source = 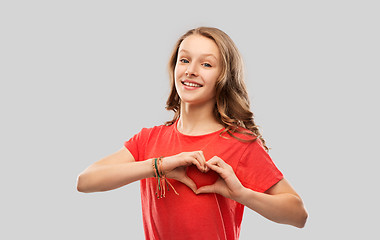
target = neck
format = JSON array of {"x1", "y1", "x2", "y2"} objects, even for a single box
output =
[{"x1": 177, "y1": 101, "x2": 224, "y2": 136}]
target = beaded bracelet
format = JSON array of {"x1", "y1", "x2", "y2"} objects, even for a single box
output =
[{"x1": 153, "y1": 157, "x2": 179, "y2": 198}]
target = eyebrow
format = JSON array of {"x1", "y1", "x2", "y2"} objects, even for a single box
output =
[{"x1": 178, "y1": 49, "x2": 217, "y2": 60}]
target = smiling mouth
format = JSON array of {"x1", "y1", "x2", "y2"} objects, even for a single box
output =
[{"x1": 181, "y1": 81, "x2": 203, "y2": 88}]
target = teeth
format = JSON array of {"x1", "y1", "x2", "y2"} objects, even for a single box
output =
[{"x1": 183, "y1": 81, "x2": 202, "y2": 87}]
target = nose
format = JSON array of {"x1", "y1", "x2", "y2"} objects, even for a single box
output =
[{"x1": 185, "y1": 63, "x2": 198, "y2": 77}]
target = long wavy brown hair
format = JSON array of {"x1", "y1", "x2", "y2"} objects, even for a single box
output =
[{"x1": 165, "y1": 27, "x2": 268, "y2": 151}]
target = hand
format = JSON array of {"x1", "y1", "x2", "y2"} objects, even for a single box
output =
[
  {"x1": 161, "y1": 151, "x2": 207, "y2": 193},
  {"x1": 196, "y1": 156, "x2": 245, "y2": 200}
]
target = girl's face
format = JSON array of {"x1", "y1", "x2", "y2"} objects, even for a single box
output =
[{"x1": 174, "y1": 34, "x2": 222, "y2": 106}]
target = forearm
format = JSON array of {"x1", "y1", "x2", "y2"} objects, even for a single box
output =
[
  {"x1": 235, "y1": 187, "x2": 308, "y2": 228},
  {"x1": 77, "y1": 159, "x2": 154, "y2": 193}
]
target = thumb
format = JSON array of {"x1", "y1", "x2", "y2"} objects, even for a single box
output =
[
  {"x1": 178, "y1": 176, "x2": 198, "y2": 194},
  {"x1": 196, "y1": 184, "x2": 216, "y2": 195}
]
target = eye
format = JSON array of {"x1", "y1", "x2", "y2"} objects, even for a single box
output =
[
  {"x1": 179, "y1": 59, "x2": 189, "y2": 63},
  {"x1": 202, "y1": 63, "x2": 212, "y2": 68}
]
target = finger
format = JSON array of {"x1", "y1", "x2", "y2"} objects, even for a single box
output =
[
  {"x1": 179, "y1": 176, "x2": 198, "y2": 194},
  {"x1": 207, "y1": 156, "x2": 227, "y2": 167},
  {"x1": 182, "y1": 154, "x2": 202, "y2": 170},
  {"x1": 205, "y1": 161, "x2": 224, "y2": 175},
  {"x1": 197, "y1": 151, "x2": 207, "y2": 171},
  {"x1": 206, "y1": 156, "x2": 232, "y2": 176},
  {"x1": 193, "y1": 151, "x2": 206, "y2": 172},
  {"x1": 187, "y1": 153, "x2": 205, "y2": 172},
  {"x1": 206, "y1": 156, "x2": 224, "y2": 169},
  {"x1": 196, "y1": 184, "x2": 216, "y2": 194},
  {"x1": 188, "y1": 158, "x2": 204, "y2": 172},
  {"x1": 206, "y1": 156, "x2": 219, "y2": 165}
]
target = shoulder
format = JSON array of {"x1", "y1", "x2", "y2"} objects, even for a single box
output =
[
  {"x1": 222, "y1": 126, "x2": 261, "y2": 143},
  {"x1": 137, "y1": 122, "x2": 173, "y2": 139},
  {"x1": 221, "y1": 127, "x2": 268, "y2": 156},
  {"x1": 217, "y1": 127, "x2": 265, "y2": 155}
]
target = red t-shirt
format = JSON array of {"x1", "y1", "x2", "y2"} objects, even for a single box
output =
[{"x1": 124, "y1": 120, "x2": 283, "y2": 240}]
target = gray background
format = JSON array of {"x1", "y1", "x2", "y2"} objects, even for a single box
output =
[{"x1": 1, "y1": 0, "x2": 379, "y2": 239}]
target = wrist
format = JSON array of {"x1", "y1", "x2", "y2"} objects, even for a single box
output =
[
  {"x1": 150, "y1": 158, "x2": 158, "y2": 178},
  {"x1": 160, "y1": 156, "x2": 172, "y2": 174},
  {"x1": 151, "y1": 156, "x2": 169, "y2": 177},
  {"x1": 151, "y1": 156, "x2": 179, "y2": 198},
  {"x1": 232, "y1": 185, "x2": 250, "y2": 203}
]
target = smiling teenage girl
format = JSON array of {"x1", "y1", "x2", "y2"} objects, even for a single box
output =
[{"x1": 77, "y1": 27, "x2": 308, "y2": 239}]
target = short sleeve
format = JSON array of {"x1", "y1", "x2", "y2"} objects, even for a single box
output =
[
  {"x1": 235, "y1": 139, "x2": 283, "y2": 193},
  {"x1": 124, "y1": 128, "x2": 149, "y2": 161}
]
